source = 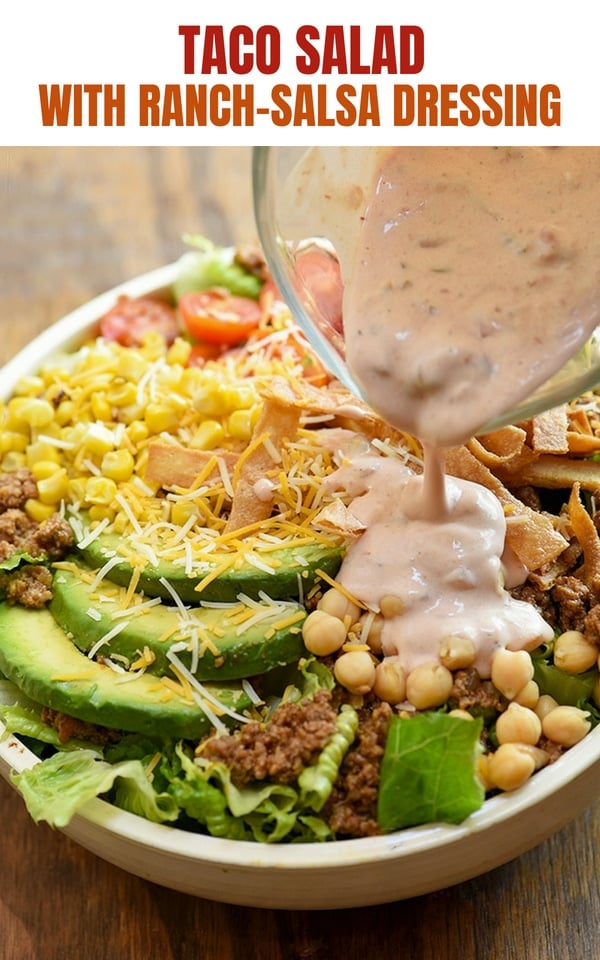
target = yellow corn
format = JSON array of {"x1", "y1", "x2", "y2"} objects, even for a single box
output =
[
  {"x1": 101, "y1": 449, "x2": 135, "y2": 482},
  {"x1": 24, "y1": 498, "x2": 57, "y2": 522},
  {"x1": 88, "y1": 505, "x2": 115, "y2": 522},
  {"x1": 144, "y1": 403, "x2": 181, "y2": 435},
  {"x1": 107, "y1": 381, "x2": 138, "y2": 407},
  {"x1": 125, "y1": 420, "x2": 149, "y2": 446},
  {"x1": 170, "y1": 500, "x2": 199, "y2": 526},
  {"x1": 0, "y1": 431, "x2": 28, "y2": 453},
  {"x1": 8, "y1": 397, "x2": 55, "y2": 428},
  {"x1": 86, "y1": 476, "x2": 118, "y2": 505},
  {"x1": 167, "y1": 338, "x2": 192, "y2": 366},
  {"x1": 54, "y1": 400, "x2": 76, "y2": 426},
  {"x1": 26, "y1": 441, "x2": 61, "y2": 467},
  {"x1": 91, "y1": 392, "x2": 113, "y2": 421},
  {"x1": 67, "y1": 478, "x2": 88, "y2": 503},
  {"x1": 13, "y1": 376, "x2": 45, "y2": 397},
  {"x1": 189, "y1": 419, "x2": 225, "y2": 450},
  {"x1": 227, "y1": 409, "x2": 254, "y2": 440},
  {"x1": 1, "y1": 452, "x2": 27, "y2": 471},
  {"x1": 82, "y1": 422, "x2": 116, "y2": 456},
  {"x1": 37, "y1": 468, "x2": 69, "y2": 504},
  {"x1": 31, "y1": 459, "x2": 62, "y2": 481}
]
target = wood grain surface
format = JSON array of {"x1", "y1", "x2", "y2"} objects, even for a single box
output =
[{"x1": 1, "y1": 146, "x2": 600, "y2": 960}]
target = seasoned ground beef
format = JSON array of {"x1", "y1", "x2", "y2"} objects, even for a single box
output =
[
  {"x1": 41, "y1": 707, "x2": 121, "y2": 746},
  {"x1": 551, "y1": 575, "x2": 591, "y2": 634},
  {"x1": 511, "y1": 580, "x2": 558, "y2": 631},
  {"x1": 583, "y1": 604, "x2": 600, "y2": 646},
  {"x1": 27, "y1": 513, "x2": 74, "y2": 557},
  {"x1": 0, "y1": 468, "x2": 38, "y2": 511},
  {"x1": 199, "y1": 688, "x2": 338, "y2": 786},
  {"x1": 449, "y1": 668, "x2": 506, "y2": 714},
  {"x1": 0, "y1": 564, "x2": 53, "y2": 607},
  {"x1": 322, "y1": 699, "x2": 392, "y2": 838}
]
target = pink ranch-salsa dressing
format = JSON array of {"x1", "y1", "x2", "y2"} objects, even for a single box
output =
[{"x1": 306, "y1": 148, "x2": 600, "y2": 676}]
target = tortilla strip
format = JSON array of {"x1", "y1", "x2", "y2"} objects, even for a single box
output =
[
  {"x1": 468, "y1": 428, "x2": 531, "y2": 469},
  {"x1": 530, "y1": 405, "x2": 570, "y2": 454},
  {"x1": 444, "y1": 446, "x2": 568, "y2": 570},
  {"x1": 145, "y1": 441, "x2": 237, "y2": 488},
  {"x1": 493, "y1": 454, "x2": 600, "y2": 492},
  {"x1": 224, "y1": 394, "x2": 301, "y2": 532},
  {"x1": 568, "y1": 482, "x2": 600, "y2": 595}
]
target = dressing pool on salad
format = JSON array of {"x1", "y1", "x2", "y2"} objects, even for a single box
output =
[{"x1": 293, "y1": 147, "x2": 600, "y2": 678}]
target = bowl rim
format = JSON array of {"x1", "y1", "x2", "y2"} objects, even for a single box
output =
[{"x1": 1, "y1": 259, "x2": 599, "y2": 872}]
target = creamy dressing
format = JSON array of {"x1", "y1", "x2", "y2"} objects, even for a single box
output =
[{"x1": 292, "y1": 147, "x2": 600, "y2": 679}]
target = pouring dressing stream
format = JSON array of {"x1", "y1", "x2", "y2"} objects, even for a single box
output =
[{"x1": 282, "y1": 147, "x2": 600, "y2": 681}]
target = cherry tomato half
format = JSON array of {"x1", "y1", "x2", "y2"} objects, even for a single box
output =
[
  {"x1": 294, "y1": 248, "x2": 344, "y2": 335},
  {"x1": 99, "y1": 296, "x2": 180, "y2": 347},
  {"x1": 178, "y1": 288, "x2": 262, "y2": 346}
]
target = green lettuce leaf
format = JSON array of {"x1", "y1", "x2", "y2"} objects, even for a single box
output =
[
  {"x1": 377, "y1": 712, "x2": 484, "y2": 831},
  {"x1": 173, "y1": 235, "x2": 263, "y2": 301},
  {"x1": 11, "y1": 749, "x2": 179, "y2": 828}
]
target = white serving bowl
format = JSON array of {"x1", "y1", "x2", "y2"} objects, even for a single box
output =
[{"x1": 1, "y1": 265, "x2": 599, "y2": 910}]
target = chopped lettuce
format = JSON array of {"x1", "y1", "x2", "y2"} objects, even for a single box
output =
[
  {"x1": 377, "y1": 712, "x2": 485, "y2": 831},
  {"x1": 173, "y1": 235, "x2": 263, "y2": 302}
]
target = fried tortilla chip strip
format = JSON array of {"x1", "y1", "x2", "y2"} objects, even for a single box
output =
[
  {"x1": 445, "y1": 446, "x2": 568, "y2": 570},
  {"x1": 145, "y1": 441, "x2": 237, "y2": 489},
  {"x1": 224, "y1": 392, "x2": 301, "y2": 532},
  {"x1": 492, "y1": 454, "x2": 600, "y2": 492},
  {"x1": 568, "y1": 482, "x2": 600, "y2": 595},
  {"x1": 530, "y1": 405, "x2": 570, "y2": 454}
]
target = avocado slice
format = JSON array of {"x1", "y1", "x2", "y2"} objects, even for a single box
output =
[
  {"x1": 49, "y1": 563, "x2": 307, "y2": 681},
  {"x1": 0, "y1": 603, "x2": 252, "y2": 739},
  {"x1": 78, "y1": 525, "x2": 343, "y2": 603}
]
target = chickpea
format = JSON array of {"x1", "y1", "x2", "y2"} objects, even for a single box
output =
[
  {"x1": 448, "y1": 709, "x2": 474, "y2": 721},
  {"x1": 379, "y1": 594, "x2": 405, "y2": 619},
  {"x1": 541, "y1": 705, "x2": 591, "y2": 747},
  {"x1": 317, "y1": 588, "x2": 360, "y2": 626},
  {"x1": 334, "y1": 650, "x2": 376, "y2": 695},
  {"x1": 439, "y1": 634, "x2": 476, "y2": 671},
  {"x1": 487, "y1": 743, "x2": 536, "y2": 792},
  {"x1": 495, "y1": 702, "x2": 542, "y2": 746},
  {"x1": 302, "y1": 609, "x2": 347, "y2": 657},
  {"x1": 405, "y1": 662, "x2": 453, "y2": 710},
  {"x1": 535, "y1": 694, "x2": 559, "y2": 722},
  {"x1": 491, "y1": 648, "x2": 534, "y2": 700},
  {"x1": 513, "y1": 680, "x2": 540, "y2": 710},
  {"x1": 373, "y1": 660, "x2": 406, "y2": 704},
  {"x1": 553, "y1": 630, "x2": 598, "y2": 674}
]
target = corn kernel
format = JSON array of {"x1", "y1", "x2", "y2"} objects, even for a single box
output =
[
  {"x1": 1, "y1": 452, "x2": 27, "y2": 471},
  {"x1": 125, "y1": 420, "x2": 149, "y2": 446},
  {"x1": 86, "y1": 477, "x2": 118, "y2": 505},
  {"x1": 82, "y1": 422, "x2": 116, "y2": 456},
  {"x1": 24, "y1": 498, "x2": 57, "y2": 522},
  {"x1": 54, "y1": 400, "x2": 76, "y2": 426},
  {"x1": 170, "y1": 500, "x2": 200, "y2": 527},
  {"x1": 107, "y1": 382, "x2": 138, "y2": 407},
  {"x1": 167, "y1": 338, "x2": 192, "y2": 366},
  {"x1": 227, "y1": 409, "x2": 254, "y2": 440},
  {"x1": 189, "y1": 419, "x2": 225, "y2": 450},
  {"x1": 145, "y1": 403, "x2": 181, "y2": 435},
  {"x1": 37, "y1": 469, "x2": 69, "y2": 504},
  {"x1": 0, "y1": 431, "x2": 28, "y2": 454},
  {"x1": 13, "y1": 376, "x2": 45, "y2": 397},
  {"x1": 101, "y1": 449, "x2": 135, "y2": 482},
  {"x1": 31, "y1": 459, "x2": 62, "y2": 481},
  {"x1": 9, "y1": 397, "x2": 55, "y2": 428},
  {"x1": 67, "y1": 478, "x2": 88, "y2": 503},
  {"x1": 90, "y1": 392, "x2": 113, "y2": 421},
  {"x1": 88, "y1": 505, "x2": 115, "y2": 522},
  {"x1": 116, "y1": 351, "x2": 147, "y2": 382},
  {"x1": 192, "y1": 388, "x2": 227, "y2": 417},
  {"x1": 222, "y1": 385, "x2": 256, "y2": 411},
  {"x1": 25, "y1": 441, "x2": 61, "y2": 467},
  {"x1": 112, "y1": 512, "x2": 129, "y2": 534}
]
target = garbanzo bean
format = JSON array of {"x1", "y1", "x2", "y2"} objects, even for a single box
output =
[
  {"x1": 513, "y1": 679, "x2": 540, "y2": 710},
  {"x1": 541, "y1": 705, "x2": 591, "y2": 747},
  {"x1": 405, "y1": 662, "x2": 453, "y2": 710},
  {"x1": 334, "y1": 650, "x2": 376, "y2": 695},
  {"x1": 439, "y1": 634, "x2": 476, "y2": 670},
  {"x1": 490, "y1": 648, "x2": 534, "y2": 700},
  {"x1": 302, "y1": 609, "x2": 348, "y2": 657},
  {"x1": 317, "y1": 587, "x2": 361, "y2": 626},
  {"x1": 487, "y1": 743, "x2": 536, "y2": 792},
  {"x1": 359, "y1": 611, "x2": 384, "y2": 655},
  {"x1": 495, "y1": 702, "x2": 542, "y2": 746},
  {"x1": 379, "y1": 594, "x2": 404, "y2": 619},
  {"x1": 535, "y1": 694, "x2": 559, "y2": 721},
  {"x1": 553, "y1": 629, "x2": 598, "y2": 674},
  {"x1": 373, "y1": 660, "x2": 406, "y2": 704}
]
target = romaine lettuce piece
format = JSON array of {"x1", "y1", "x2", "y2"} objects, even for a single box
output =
[
  {"x1": 173, "y1": 235, "x2": 263, "y2": 301},
  {"x1": 377, "y1": 712, "x2": 484, "y2": 831}
]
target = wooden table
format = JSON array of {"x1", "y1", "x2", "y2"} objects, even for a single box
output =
[{"x1": 1, "y1": 146, "x2": 599, "y2": 960}]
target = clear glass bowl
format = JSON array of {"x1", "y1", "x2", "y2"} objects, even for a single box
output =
[{"x1": 252, "y1": 146, "x2": 600, "y2": 434}]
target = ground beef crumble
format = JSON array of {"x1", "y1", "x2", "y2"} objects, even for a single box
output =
[
  {"x1": 41, "y1": 707, "x2": 122, "y2": 746},
  {"x1": 199, "y1": 688, "x2": 339, "y2": 786},
  {"x1": 0, "y1": 470, "x2": 74, "y2": 607}
]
